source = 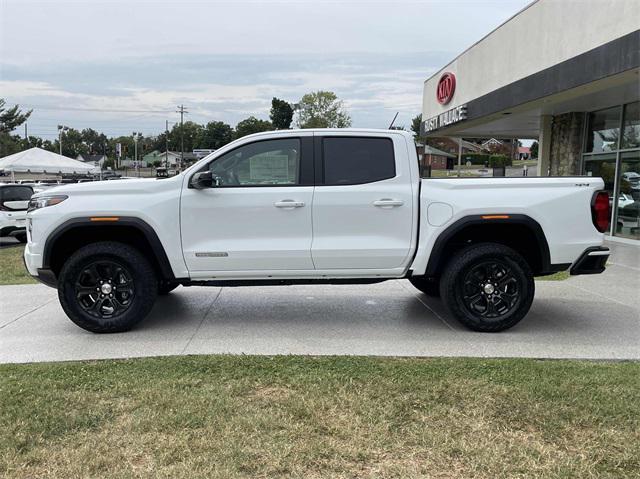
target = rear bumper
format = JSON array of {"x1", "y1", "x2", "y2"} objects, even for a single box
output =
[{"x1": 570, "y1": 246, "x2": 610, "y2": 275}]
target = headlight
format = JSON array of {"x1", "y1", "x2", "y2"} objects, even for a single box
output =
[{"x1": 27, "y1": 195, "x2": 68, "y2": 212}]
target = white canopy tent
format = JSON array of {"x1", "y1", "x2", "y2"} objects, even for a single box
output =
[{"x1": 0, "y1": 147, "x2": 99, "y2": 176}]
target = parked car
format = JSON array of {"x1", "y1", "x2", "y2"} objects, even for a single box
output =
[
  {"x1": 611, "y1": 192, "x2": 635, "y2": 209},
  {"x1": 0, "y1": 183, "x2": 34, "y2": 242},
  {"x1": 617, "y1": 201, "x2": 640, "y2": 234},
  {"x1": 622, "y1": 171, "x2": 640, "y2": 182},
  {"x1": 24, "y1": 129, "x2": 610, "y2": 333}
]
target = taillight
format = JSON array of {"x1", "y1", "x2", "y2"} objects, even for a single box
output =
[{"x1": 591, "y1": 191, "x2": 610, "y2": 233}]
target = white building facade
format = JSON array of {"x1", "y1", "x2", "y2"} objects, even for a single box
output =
[{"x1": 421, "y1": 0, "x2": 639, "y2": 242}]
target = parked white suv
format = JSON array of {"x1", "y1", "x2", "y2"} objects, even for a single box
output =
[
  {"x1": 24, "y1": 129, "x2": 610, "y2": 333},
  {"x1": 0, "y1": 183, "x2": 34, "y2": 242}
]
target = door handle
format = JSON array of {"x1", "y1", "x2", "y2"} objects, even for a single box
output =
[
  {"x1": 274, "y1": 200, "x2": 305, "y2": 208},
  {"x1": 373, "y1": 199, "x2": 404, "y2": 207}
]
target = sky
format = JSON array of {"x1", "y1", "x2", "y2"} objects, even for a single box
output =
[{"x1": 0, "y1": 0, "x2": 532, "y2": 140}]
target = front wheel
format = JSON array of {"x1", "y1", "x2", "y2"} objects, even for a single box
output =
[
  {"x1": 440, "y1": 243, "x2": 534, "y2": 332},
  {"x1": 58, "y1": 241, "x2": 158, "y2": 333}
]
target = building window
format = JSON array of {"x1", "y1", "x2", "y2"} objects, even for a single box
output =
[
  {"x1": 583, "y1": 101, "x2": 640, "y2": 241},
  {"x1": 585, "y1": 106, "x2": 622, "y2": 153},
  {"x1": 621, "y1": 101, "x2": 640, "y2": 150}
]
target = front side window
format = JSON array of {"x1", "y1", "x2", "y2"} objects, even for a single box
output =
[
  {"x1": 322, "y1": 137, "x2": 395, "y2": 185},
  {"x1": 0, "y1": 186, "x2": 33, "y2": 203},
  {"x1": 209, "y1": 138, "x2": 300, "y2": 186}
]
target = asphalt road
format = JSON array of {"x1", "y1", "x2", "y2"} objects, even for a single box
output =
[{"x1": 1, "y1": 241, "x2": 638, "y2": 364}]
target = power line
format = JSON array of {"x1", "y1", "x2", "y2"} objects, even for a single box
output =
[
  {"x1": 176, "y1": 105, "x2": 189, "y2": 169},
  {"x1": 20, "y1": 104, "x2": 174, "y2": 114}
]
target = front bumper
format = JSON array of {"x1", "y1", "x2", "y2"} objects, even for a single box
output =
[
  {"x1": 23, "y1": 246, "x2": 57, "y2": 289},
  {"x1": 570, "y1": 246, "x2": 610, "y2": 275}
]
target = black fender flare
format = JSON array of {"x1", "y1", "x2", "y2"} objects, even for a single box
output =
[
  {"x1": 42, "y1": 216, "x2": 175, "y2": 280},
  {"x1": 423, "y1": 214, "x2": 559, "y2": 277}
]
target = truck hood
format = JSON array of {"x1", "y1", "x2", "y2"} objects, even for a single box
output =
[{"x1": 32, "y1": 177, "x2": 181, "y2": 198}]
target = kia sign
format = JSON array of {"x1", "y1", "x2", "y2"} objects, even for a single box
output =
[{"x1": 436, "y1": 72, "x2": 456, "y2": 105}]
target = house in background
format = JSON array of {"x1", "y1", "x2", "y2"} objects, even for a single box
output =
[
  {"x1": 76, "y1": 153, "x2": 107, "y2": 168},
  {"x1": 142, "y1": 150, "x2": 162, "y2": 166},
  {"x1": 416, "y1": 143, "x2": 457, "y2": 172},
  {"x1": 518, "y1": 146, "x2": 531, "y2": 160}
]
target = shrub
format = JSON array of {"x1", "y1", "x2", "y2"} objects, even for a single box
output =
[
  {"x1": 489, "y1": 154, "x2": 512, "y2": 167},
  {"x1": 462, "y1": 153, "x2": 490, "y2": 165}
]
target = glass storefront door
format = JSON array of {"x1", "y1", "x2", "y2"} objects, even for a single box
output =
[
  {"x1": 582, "y1": 101, "x2": 640, "y2": 241},
  {"x1": 615, "y1": 151, "x2": 640, "y2": 240}
]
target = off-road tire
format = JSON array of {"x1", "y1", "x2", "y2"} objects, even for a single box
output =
[
  {"x1": 408, "y1": 277, "x2": 440, "y2": 297},
  {"x1": 440, "y1": 242, "x2": 534, "y2": 332},
  {"x1": 58, "y1": 241, "x2": 158, "y2": 333}
]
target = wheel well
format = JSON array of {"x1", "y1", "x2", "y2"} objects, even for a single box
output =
[
  {"x1": 426, "y1": 221, "x2": 548, "y2": 278},
  {"x1": 47, "y1": 224, "x2": 170, "y2": 279}
]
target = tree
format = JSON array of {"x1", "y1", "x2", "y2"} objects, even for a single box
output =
[
  {"x1": 167, "y1": 121, "x2": 202, "y2": 152},
  {"x1": 197, "y1": 121, "x2": 234, "y2": 150},
  {"x1": 530, "y1": 141, "x2": 539, "y2": 159},
  {"x1": 411, "y1": 114, "x2": 422, "y2": 137},
  {"x1": 295, "y1": 91, "x2": 351, "y2": 129},
  {"x1": 0, "y1": 99, "x2": 31, "y2": 134},
  {"x1": 270, "y1": 97, "x2": 294, "y2": 129},
  {"x1": 235, "y1": 116, "x2": 273, "y2": 138},
  {"x1": 0, "y1": 99, "x2": 32, "y2": 156},
  {"x1": 54, "y1": 127, "x2": 88, "y2": 158},
  {"x1": 81, "y1": 128, "x2": 108, "y2": 154}
]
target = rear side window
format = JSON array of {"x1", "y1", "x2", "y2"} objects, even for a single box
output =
[
  {"x1": 0, "y1": 186, "x2": 33, "y2": 202},
  {"x1": 322, "y1": 137, "x2": 395, "y2": 185}
]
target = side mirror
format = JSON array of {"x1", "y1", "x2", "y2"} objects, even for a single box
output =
[{"x1": 190, "y1": 171, "x2": 214, "y2": 189}]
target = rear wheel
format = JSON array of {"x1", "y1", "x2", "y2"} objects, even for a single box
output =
[
  {"x1": 440, "y1": 243, "x2": 534, "y2": 332},
  {"x1": 58, "y1": 241, "x2": 158, "y2": 333}
]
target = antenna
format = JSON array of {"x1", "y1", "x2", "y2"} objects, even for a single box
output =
[{"x1": 388, "y1": 112, "x2": 399, "y2": 129}]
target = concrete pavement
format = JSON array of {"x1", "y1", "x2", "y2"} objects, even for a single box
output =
[{"x1": 1, "y1": 241, "x2": 638, "y2": 363}]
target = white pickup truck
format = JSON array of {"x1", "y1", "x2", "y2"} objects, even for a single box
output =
[{"x1": 24, "y1": 129, "x2": 611, "y2": 333}]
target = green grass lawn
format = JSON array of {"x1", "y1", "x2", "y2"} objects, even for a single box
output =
[
  {"x1": 0, "y1": 356, "x2": 638, "y2": 478},
  {"x1": 0, "y1": 246, "x2": 36, "y2": 285}
]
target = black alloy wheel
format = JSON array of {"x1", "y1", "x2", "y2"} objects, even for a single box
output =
[
  {"x1": 461, "y1": 260, "x2": 520, "y2": 319},
  {"x1": 75, "y1": 260, "x2": 135, "y2": 319},
  {"x1": 58, "y1": 241, "x2": 158, "y2": 333},
  {"x1": 440, "y1": 243, "x2": 534, "y2": 332}
]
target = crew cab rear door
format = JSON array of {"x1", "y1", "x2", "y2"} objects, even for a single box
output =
[
  {"x1": 180, "y1": 134, "x2": 315, "y2": 273},
  {"x1": 311, "y1": 132, "x2": 416, "y2": 271}
]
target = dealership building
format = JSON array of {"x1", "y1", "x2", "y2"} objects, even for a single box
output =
[{"x1": 421, "y1": 0, "x2": 639, "y2": 242}]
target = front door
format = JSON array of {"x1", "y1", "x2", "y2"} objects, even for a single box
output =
[{"x1": 181, "y1": 135, "x2": 315, "y2": 273}]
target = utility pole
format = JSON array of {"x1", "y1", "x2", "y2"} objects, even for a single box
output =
[
  {"x1": 176, "y1": 105, "x2": 188, "y2": 171},
  {"x1": 57, "y1": 125, "x2": 68, "y2": 156},
  {"x1": 165, "y1": 120, "x2": 169, "y2": 168},
  {"x1": 132, "y1": 132, "x2": 141, "y2": 177},
  {"x1": 24, "y1": 123, "x2": 28, "y2": 145}
]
